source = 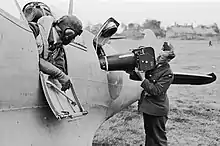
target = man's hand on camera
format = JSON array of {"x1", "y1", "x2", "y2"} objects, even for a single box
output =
[{"x1": 135, "y1": 68, "x2": 145, "y2": 81}]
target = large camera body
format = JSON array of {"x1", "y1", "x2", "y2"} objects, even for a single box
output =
[{"x1": 99, "y1": 46, "x2": 156, "y2": 72}]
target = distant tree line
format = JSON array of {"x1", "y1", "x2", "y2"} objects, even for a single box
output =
[
  {"x1": 85, "y1": 19, "x2": 219, "y2": 39},
  {"x1": 166, "y1": 22, "x2": 220, "y2": 40}
]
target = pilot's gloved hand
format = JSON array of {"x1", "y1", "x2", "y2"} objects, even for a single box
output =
[
  {"x1": 61, "y1": 79, "x2": 72, "y2": 92},
  {"x1": 54, "y1": 70, "x2": 72, "y2": 92}
]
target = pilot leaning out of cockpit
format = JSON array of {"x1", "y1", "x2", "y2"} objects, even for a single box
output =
[{"x1": 28, "y1": 14, "x2": 83, "y2": 91}]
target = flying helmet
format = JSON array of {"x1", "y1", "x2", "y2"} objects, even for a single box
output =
[
  {"x1": 22, "y1": 2, "x2": 53, "y2": 22},
  {"x1": 55, "y1": 15, "x2": 83, "y2": 45}
]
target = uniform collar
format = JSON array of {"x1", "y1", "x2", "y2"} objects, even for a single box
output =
[{"x1": 153, "y1": 62, "x2": 169, "y2": 73}]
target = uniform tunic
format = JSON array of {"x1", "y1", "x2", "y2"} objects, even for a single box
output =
[{"x1": 138, "y1": 63, "x2": 174, "y2": 116}]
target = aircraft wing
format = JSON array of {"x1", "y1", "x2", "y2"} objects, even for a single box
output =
[
  {"x1": 172, "y1": 72, "x2": 217, "y2": 85},
  {"x1": 129, "y1": 71, "x2": 216, "y2": 85}
]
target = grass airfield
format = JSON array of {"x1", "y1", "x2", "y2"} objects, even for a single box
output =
[{"x1": 93, "y1": 39, "x2": 220, "y2": 146}]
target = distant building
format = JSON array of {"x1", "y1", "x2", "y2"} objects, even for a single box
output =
[
  {"x1": 194, "y1": 25, "x2": 217, "y2": 37},
  {"x1": 166, "y1": 24, "x2": 195, "y2": 39},
  {"x1": 166, "y1": 23, "x2": 218, "y2": 39}
]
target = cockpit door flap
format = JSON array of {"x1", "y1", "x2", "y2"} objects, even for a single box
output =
[{"x1": 39, "y1": 72, "x2": 88, "y2": 119}]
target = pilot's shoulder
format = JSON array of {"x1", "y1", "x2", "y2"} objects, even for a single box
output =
[
  {"x1": 38, "y1": 15, "x2": 54, "y2": 21},
  {"x1": 37, "y1": 16, "x2": 55, "y2": 26}
]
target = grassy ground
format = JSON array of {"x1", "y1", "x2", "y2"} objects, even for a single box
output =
[{"x1": 93, "y1": 40, "x2": 220, "y2": 146}]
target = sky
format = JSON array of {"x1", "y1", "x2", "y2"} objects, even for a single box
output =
[{"x1": 1, "y1": 0, "x2": 220, "y2": 28}]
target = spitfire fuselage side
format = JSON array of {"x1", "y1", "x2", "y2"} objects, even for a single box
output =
[{"x1": 0, "y1": 8, "x2": 142, "y2": 146}]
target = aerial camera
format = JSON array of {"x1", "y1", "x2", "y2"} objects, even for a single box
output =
[{"x1": 99, "y1": 46, "x2": 156, "y2": 73}]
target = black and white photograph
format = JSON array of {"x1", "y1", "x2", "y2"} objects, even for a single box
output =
[{"x1": 0, "y1": 0, "x2": 219, "y2": 145}]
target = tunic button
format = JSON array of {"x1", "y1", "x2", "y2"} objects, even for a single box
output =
[{"x1": 149, "y1": 74, "x2": 152, "y2": 77}]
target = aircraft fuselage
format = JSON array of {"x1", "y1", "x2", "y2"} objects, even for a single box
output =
[{"x1": 0, "y1": 8, "x2": 142, "y2": 146}]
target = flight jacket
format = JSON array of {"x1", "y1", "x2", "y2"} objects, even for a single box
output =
[{"x1": 138, "y1": 62, "x2": 174, "y2": 116}]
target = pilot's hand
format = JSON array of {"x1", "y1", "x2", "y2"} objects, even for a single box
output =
[{"x1": 61, "y1": 79, "x2": 72, "y2": 92}]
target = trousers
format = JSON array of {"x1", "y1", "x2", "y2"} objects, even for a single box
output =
[{"x1": 143, "y1": 113, "x2": 168, "y2": 146}]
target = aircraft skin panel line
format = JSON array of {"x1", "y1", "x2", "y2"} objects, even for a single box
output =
[{"x1": 0, "y1": 105, "x2": 48, "y2": 112}]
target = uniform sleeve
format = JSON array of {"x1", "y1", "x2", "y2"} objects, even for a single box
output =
[{"x1": 140, "y1": 71, "x2": 174, "y2": 96}]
